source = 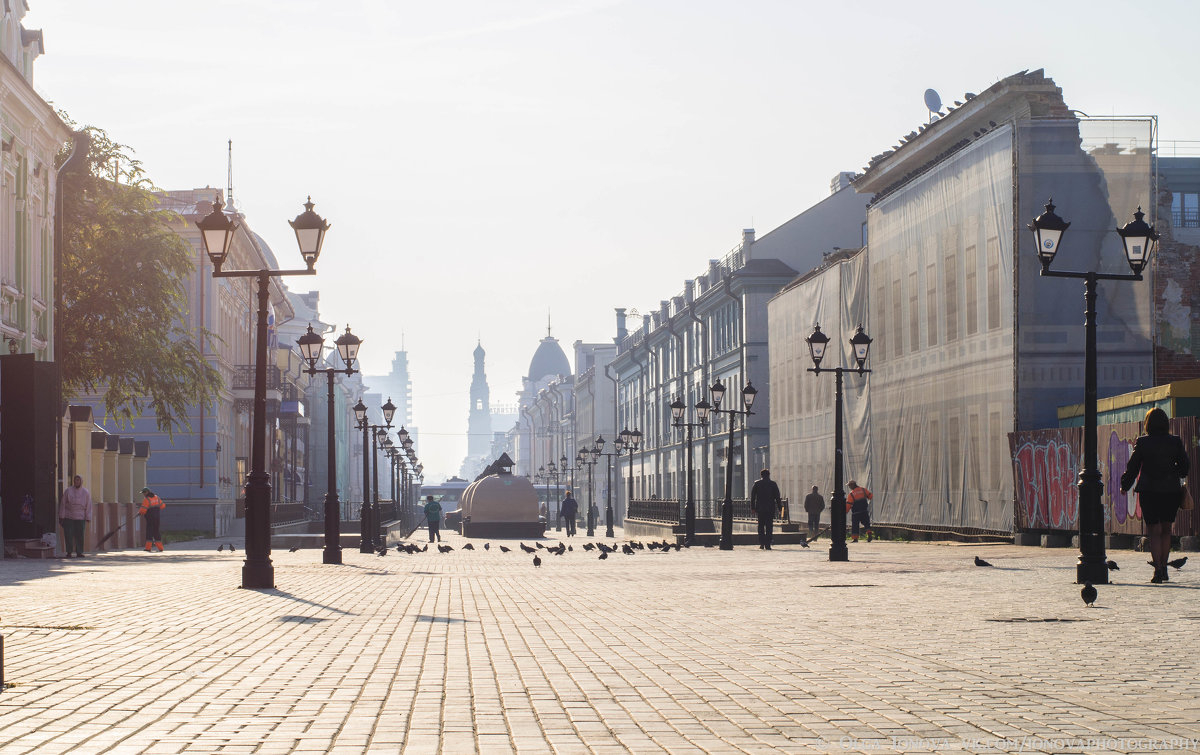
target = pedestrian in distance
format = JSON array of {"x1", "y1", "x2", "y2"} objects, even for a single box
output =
[
  {"x1": 1120, "y1": 407, "x2": 1189, "y2": 584},
  {"x1": 138, "y1": 487, "x2": 166, "y2": 552},
  {"x1": 803, "y1": 485, "x2": 825, "y2": 538},
  {"x1": 58, "y1": 474, "x2": 92, "y2": 558},
  {"x1": 423, "y1": 495, "x2": 443, "y2": 543},
  {"x1": 847, "y1": 479, "x2": 873, "y2": 542},
  {"x1": 559, "y1": 490, "x2": 579, "y2": 537},
  {"x1": 750, "y1": 469, "x2": 782, "y2": 550}
]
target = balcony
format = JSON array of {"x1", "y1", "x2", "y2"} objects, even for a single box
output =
[{"x1": 232, "y1": 365, "x2": 283, "y2": 411}]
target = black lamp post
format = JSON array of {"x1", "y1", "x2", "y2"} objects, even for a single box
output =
[
  {"x1": 297, "y1": 324, "x2": 361, "y2": 565},
  {"x1": 594, "y1": 435, "x2": 623, "y2": 538},
  {"x1": 547, "y1": 459, "x2": 564, "y2": 531},
  {"x1": 709, "y1": 379, "x2": 757, "y2": 550},
  {"x1": 805, "y1": 324, "x2": 872, "y2": 562},
  {"x1": 352, "y1": 397, "x2": 395, "y2": 552},
  {"x1": 618, "y1": 428, "x2": 642, "y2": 517},
  {"x1": 577, "y1": 443, "x2": 600, "y2": 537},
  {"x1": 196, "y1": 195, "x2": 330, "y2": 589},
  {"x1": 1029, "y1": 199, "x2": 1156, "y2": 585},
  {"x1": 671, "y1": 398, "x2": 711, "y2": 545}
]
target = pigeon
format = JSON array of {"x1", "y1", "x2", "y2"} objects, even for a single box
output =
[
  {"x1": 568, "y1": 546, "x2": 573, "y2": 552},
  {"x1": 287, "y1": 545, "x2": 300, "y2": 552},
  {"x1": 532, "y1": 555, "x2": 542, "y2": 567},
  {"x1": 377, "y1": 548, "x2": 387, "y2": 557},
  {"x1": 420, "y1": 544, "x2": 429, "y2": 552},
  {"x1": 519, "y1": 543, "x2": 535, "y2": 554},
  {"x1": 1081, "y1": 582, "x2": 1097, "y2": 607},
  {"x1": 483, "y1": 543, "x2": 490, "y2": 551},
  {"x1": 438, "y1": 544, "x2": 454, "y2": 553},
  {"x1": 462, "y1": 543, "x2": 475, "y2": 550},
  {"x1": 217, "y1": 544, "x2": 224, "y2": 552},
  {"x1": 598, "y1": 551, "x2": 608, "y2": 560},
  {"x1": 535, "y1": 542, "x2": 545, "y2": 550},
  {"x1": 1169, "y1": 557, "x2": 1188, "y2": 570},
  {"x1": 974, "y1": 556, "x2": 993, "y2": 567},
  {"x1": 621, "y1": 544, "x2": 635, "y2": 555},
  {"x1": 1106, "y1": 559, "x2": 1119, "y2": 571},
  {"x1": 499, "y1": 546, "x2": 511, "y2": 553},
  {"x1": 672, "y1": 543, "x2": 681, "y2": 551},
  {"x1": 597, "y1": 543, "x2": 613, "y2": 554},
  {"x1": 582, "y1": 543, "x2": 596, "y2": 551},
  {"x1": 798, "y1": 538, "x2": 810, "y2": 549}
]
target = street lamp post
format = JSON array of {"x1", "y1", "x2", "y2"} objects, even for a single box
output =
[
  {"x1": 1029, "y1": 200, "x2": 1156, "y2": 585},
  {"x1": 548, "y1": 458, "x2": 564, "y2": 531},
  {"x1": 805, "y1": 324, "x2": 873, "y2": 562},
  {"x1": 618, "y1": 428, "x2": 642, "y2": 518},
  {"x1": 709, "y1": 379, "x2": 757, "y2": 550},
  {"x1": 352, "y1": 398, "x2": 396, "y2": 552},
  {"x1": 593, "y1": 435, "x2": 623, "y2": 539},
  {"x1": 297, "y1": 324, "x2": 361, "y2": 565},
  {"x1": 577, "y1": 443, "x2": 600, "y2": 537},
  {"x1": 670, "y1": 399, "x2": 711, "y2": 545},
  {"x1": 196, "y1": 196, "x2": 330, "y2": 589}
]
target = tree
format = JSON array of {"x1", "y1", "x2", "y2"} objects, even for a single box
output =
[{"x1": 57, "y1": 119, "x2": 221, "y2": 435}]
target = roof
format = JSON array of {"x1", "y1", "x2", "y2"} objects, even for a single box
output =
[{"x1": 527, "y1": 337, "x2": 570, "y2": 382}]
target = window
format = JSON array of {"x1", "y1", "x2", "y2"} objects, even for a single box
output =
[
  {"x1": 987, "y1": 237, "x2": 1001, "y2": 330},
  {"x1": 1173, "y1": 192, "x2": 1199, "y2": 228},
  {"x1": 926, "y1": 264, "x2": 938, "y2": 347},
  {"x1": 964, "y1": 245, "x2": 978, "y2": 335},
  {"x1": 892, "y1": 277, "x2": 903, "y2": 357},
  {"x1": 909, "y1": 271, "x2": 919, "y2": 351},
  {"x1": 944, "y1": 254, "x2": 958, "y2": 342}
]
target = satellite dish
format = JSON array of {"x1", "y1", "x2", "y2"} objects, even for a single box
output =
[{"x1": 923, "y1": 88, "x2": 942, "y2": 114}]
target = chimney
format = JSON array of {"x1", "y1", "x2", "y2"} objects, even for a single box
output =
[
  {"x1": 660, "y1": 300, "x2": 670, "y2": 321},
  {"x1": 742, "y1": 229, "x2": 755, "y2": 262},
  {"x1": 684, "y1": 280, "x2": 695, "y2": 304},
  {"x1": 708, "y1": 259, "x2": 720, "y2": 286},
  {"x1": 615, "y1": 308, "x2": 627, "y2": 342}
]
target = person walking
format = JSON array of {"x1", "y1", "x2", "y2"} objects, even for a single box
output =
[
  {"x1": 750, "y1": 469, "x2": 782, "y2": 550},
  {"x1": 803, "y1": 485, "x2": 825, "y2": 539},
  {"x1": 847, "y1": 480, "x2": 873, "y2": 542},
  {"x1": 58, "y1": 475, "x2": 92, "y2": 558},
  {"x1": 138, "y1": 487, "x2": 166, "y2": 552},
  {"x1": 423, "y1": 495, "x2": 443, "y2": 543},
  {"x1": 1120, "y1": 407, "x2": 1190, "y2": 583},
  {"x1": 559, "y1": 490, "x2": 579, "y2": 537}
]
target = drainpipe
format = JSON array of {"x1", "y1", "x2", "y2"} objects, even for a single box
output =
[{"x1": 686, "y1": 300, "x2": 709, "y2": 507}]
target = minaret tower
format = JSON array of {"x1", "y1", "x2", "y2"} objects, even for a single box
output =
[{"x1": 468, "y1": 341, "x2": 491, "y2": 457}]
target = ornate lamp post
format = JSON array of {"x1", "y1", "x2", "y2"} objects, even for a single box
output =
[
  {"x1": 297, "y1": 324, "x2": 361, "y2": 565},
  {"x1": 593, "y1": 435, "x2": 623, "y2": 538},
  {"x1": 618, "y1": 428, "x2": 642, "y2": 518},
  {"x1": 547, "y1": 459, "x2": 563, "y2": 531},
  {"x1": 196, "y1": 196, "x2": 330, "y2": 589},
  {"x1": 352, "y1": 397, "x2": 395, "y2": 552},
  {"x1": 577, "y1": 443, "x2": 600, "y2": 537},
  {"x1": 1030, "y1": 200, "x2": 1156, "y2": 585},
  {"x1": 670, "y1": 398, "x2": 711, "y2": 545},
  {"x1": 806, "y1": 324, "x2": 872, "y2": 562},
  {"x1": 709, "y1": 379, "x2": 757, "y2": 550}
]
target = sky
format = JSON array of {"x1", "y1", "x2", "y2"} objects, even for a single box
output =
[{"x1": 26, "y1": 0, "x2": 1200, "y2": 481}]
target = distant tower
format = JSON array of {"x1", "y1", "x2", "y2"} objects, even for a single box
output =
[{"x1": 468, "y1": 341, "x2": 491, "y2": 457}]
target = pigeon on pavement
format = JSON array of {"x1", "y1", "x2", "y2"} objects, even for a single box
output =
[
  {"x1": 532, "y1": 555, "x2": 542, "y2": 567},
  {"x1": 974, "y1": 556, "x2": 993, "y2": 567},
  {"x1": 288, "y1": 546, "x2": 300, "y2": 553},
  {"x1": 499, "y1": 545, "x2": 511, "y2": 553},
  {"x1": 520, "y1": 543, "x2": 536, "y2": 554},
  {"x1": 1081, "y1": 582, "x2": 1097, "y2": 607},
  {"x1": 462, "y1": 543, "x2": 475, "y2": 550},
  {"x1": 1106, "y1": 560, "x2": 1119, "y2": 571},
  {"x1": 1169, "y1": 557, "x2": 1188, "y2": 570},
  {"x1": 598, "y1": 551, "x2": 608, "y2": 560}
]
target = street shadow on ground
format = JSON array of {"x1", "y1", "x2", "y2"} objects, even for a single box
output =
[
  {"x1": 0, "y1": 551, "x2": 245, "y2": 586},
  {"x1": 242, "y1": 588, "x2": 357, "y2": 616}
]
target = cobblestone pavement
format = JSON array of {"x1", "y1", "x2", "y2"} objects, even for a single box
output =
[{"x1": 1, "y1": 532, "x2": 1198, "y2": 754}]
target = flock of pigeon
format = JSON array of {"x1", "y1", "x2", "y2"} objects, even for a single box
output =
[
  {"x1": 376, "y1": 538, "x2": 699, "y2": 567},
  {"x1": 973, "y1": 553, "x2": 1189, "y2": 607}
]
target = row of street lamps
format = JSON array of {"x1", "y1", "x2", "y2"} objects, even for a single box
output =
[{"x1": 197, "y1": 188, "x2": 1154, "y2": 588}]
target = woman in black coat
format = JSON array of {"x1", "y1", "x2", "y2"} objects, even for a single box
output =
[{"x1": 1120, "y1": 407, "x2": 1190, "y2": 583}]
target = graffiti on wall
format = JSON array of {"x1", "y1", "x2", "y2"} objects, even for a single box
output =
[{"x1": 1011, "y1": 429, "x2": 1079, "y2": 529}]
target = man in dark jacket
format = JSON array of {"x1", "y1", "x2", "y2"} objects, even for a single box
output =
[
  {"x1": 559, "y1": 490, "x2": 579, "y2": 537},
  {"x1": 803, "y1": 486, "x2": 825, "y2": 538},
  {"x1": 750, "y1": 469, "x2": 782, "y2": 550}
]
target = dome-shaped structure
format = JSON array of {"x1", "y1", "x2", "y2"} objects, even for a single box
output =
[
  {"x1": 527, "y1": 336, "x2": 570, "y2": 382},
  {"x1": 461, "y1": 466, "x2": 544, "y2": 538}
]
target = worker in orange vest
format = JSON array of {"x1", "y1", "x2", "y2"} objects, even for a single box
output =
[
  {"x1": 846, "y1": 480, "x2": 873, "y2": 543},
  {"x1": 138, "y1": 487, "x2": 166, "y2": 552}
]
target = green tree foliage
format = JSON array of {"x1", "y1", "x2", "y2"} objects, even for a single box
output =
[{"x1": 57, "y1": 120, "x2": 221, "y2": 434}]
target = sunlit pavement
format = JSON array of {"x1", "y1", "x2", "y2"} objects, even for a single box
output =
[{"x1": 1, "y1": 532, "x2": 1198, "y2": 754}]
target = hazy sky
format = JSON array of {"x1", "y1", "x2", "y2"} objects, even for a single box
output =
[{"x1": 28, "y1": 0, "x2": 1200, "y2": 480}]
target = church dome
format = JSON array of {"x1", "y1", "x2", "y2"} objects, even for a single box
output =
[{"x1": 527, "y1": 337, "x2": 570, "y2": 382}]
